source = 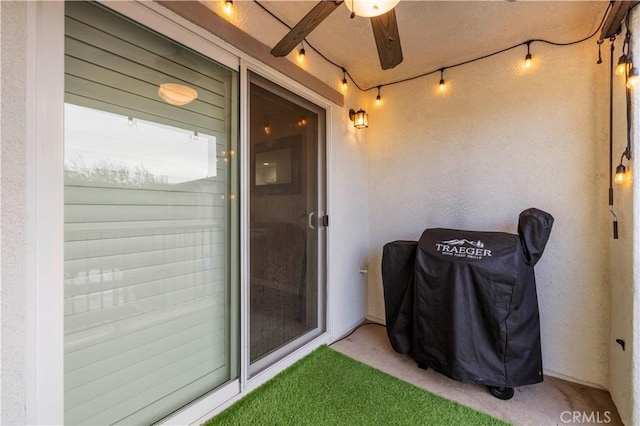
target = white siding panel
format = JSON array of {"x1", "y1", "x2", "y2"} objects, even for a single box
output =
[
  {"x1": 65, "y1": 303, "x2": 220, "y2": 365},
  {"x1": 65, "y1": 257, "x2": 225, "y2": 297},
  {"x1": 65, "y1": 186, "x2": 225, "y2": 206},
  {"x1": 65, "y1": 74, "x2": 225, "y2": 134},
  {"x1": 64, "y1": 229, "x2": 223, "y2": 260},
  {"x1": 65, "y1": 204, "x2": 224, "y2": 223},
  {"x1": 67, "y1": 344, "x2": 226, "y2": 425}
]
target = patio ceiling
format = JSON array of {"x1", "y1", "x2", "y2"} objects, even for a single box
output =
[{"x1": 252, "y1": 1, "x2": 609, "y2": 88}]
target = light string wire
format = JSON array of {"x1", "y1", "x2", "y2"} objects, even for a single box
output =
[
  {"x1": 253, "y1": 0, "x2": 367, "y2": 91},
  {"x1": 253, "y1": 0, "x2": 614, "y2": 93}
]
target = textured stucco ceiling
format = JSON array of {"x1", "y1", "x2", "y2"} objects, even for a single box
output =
[{"x1": 225, "y1": 1, "x2": 609, "y2": 88}]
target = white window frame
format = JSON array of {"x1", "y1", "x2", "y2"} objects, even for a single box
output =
[
  {"x1": 27, "y1": 1, "x2": 335, "y2": 425},
  {"x1": 25, "y1": 2, "x2": 65, "y2": 424}
]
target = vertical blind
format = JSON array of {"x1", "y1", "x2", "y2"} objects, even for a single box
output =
[{"x1": 63, "y1": 3, "x2": 238, "y2": 425}]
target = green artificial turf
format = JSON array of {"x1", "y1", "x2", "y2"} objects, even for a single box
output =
[{"x1": 205, "y1": 345, "x2": 509, "y2": 426}]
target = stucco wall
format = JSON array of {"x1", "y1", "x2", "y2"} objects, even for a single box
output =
[
  {"x1": 1, "y1": 2, "x2": 28, "y2": 425},
  {"x1": 608, "y1": 19, "x2": 636, "y2": 425},
  {"x1": 630, "y1": 9, "x2": 640, "y2": 426},
  {"x1": 366, "y1": 40, "x2": 611, "y2": 388},
  {"x1": 327, "y1": 89, "x2": 370, "y2": 337}
]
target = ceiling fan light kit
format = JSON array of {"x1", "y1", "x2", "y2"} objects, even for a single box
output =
[
  {"x1": 345, "y1": 0, "x2": 401, "y2": 18},
  {"x1": 270, "y1": 0, "x2": 403, "y2": 71}
]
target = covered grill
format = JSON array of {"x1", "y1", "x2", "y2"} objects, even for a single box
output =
[{"x1": 382, "y1": 208, "x2": 554, "y2": 399}]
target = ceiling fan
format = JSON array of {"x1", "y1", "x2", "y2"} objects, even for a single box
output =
[{"x1": 270, "y1": 0, "x2": 403, "y2": 70}]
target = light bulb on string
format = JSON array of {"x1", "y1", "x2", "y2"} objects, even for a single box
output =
[
  {"x1": 264, "y1": 115, "x2": 271, "y2": 135},
  {"x1": 523, "y1": 41, "x2": 533, "y2": 69},
  {"x1": 438, "y1": 69, "x2": 446, "y2": 92},
  {"x1": 297, "y1": 42, "x2": 306, "y2": 64},
  {"x1": 617, "y1": 31, "x2": 632, "y2": 76},
  {"x1": 341, "y1": 68, "x2": 348, "y2": 92},
  {"x1": 627, "y1": 67, "x2": 639, "y2": 89},
  {"x1": 615, "y1": 163, "x2": 627, "y2": 185},
  {"x1": 223, "y1": 0, "x2": 233, "y2": 15},
  {"x1": 375, "y1": 86, "x2": 382, "y2": 106},
  {"x1": 616, "y1": 54, "x2": 629, "y2": 76}
]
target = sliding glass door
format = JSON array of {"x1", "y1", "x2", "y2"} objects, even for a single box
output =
[
  {"x1": 248, "y1": 73, "x2": 326, "y2": 374},
  {"x1": 63, "y1": 3, "x2": 238, "y2": 424}
]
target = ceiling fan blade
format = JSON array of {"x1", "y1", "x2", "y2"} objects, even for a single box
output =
[
  {"x1": 271, "y1": 1, "x2": 343, "y2": 57},
  {"x1": 370, "y1": 8, "x2": 403, "y2": 70}
]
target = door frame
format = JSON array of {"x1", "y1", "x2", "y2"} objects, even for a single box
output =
[
  {"x1": 27, "y1": 1, "x2": 335, "y2": 424},
  {"x1": 245, "y1": 71, "x2": 328, "y2": 377}
]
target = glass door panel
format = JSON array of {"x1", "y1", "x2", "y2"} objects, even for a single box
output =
[
  {"x1": 63, "y1": 3, "x2": 238, "y2": 424},
  {"x1": 249, "y1": 74, "x2": 326, "y2": 372}
]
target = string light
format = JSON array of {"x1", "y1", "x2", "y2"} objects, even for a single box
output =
[
  {"x1": 524, "y1": 41, "x2": 533, "y2": 69},
  {"x1": 615, "y1": 147, "x2": 632, "y2": 185},
  {"x1": 616, "y1": 31, "x2": 632, "y2": 76},
  {"x1": 193, "y1": 130, "x2": 199, "y2": 141},
  {"x1": 627, "y1": 67, "x2": 639, "y2": 89},
  {"x1": 127, "y1": 115, "x2": 135, "y2": 127},
  {"x1": 616, "y1": 54, "x2": 629, "y2": 76},
  {"x1": 376, "y1": 86, "x2": 381, "y2": 105},
  {"x1": 253, "y1": 1, "x2": 612, "y2": 103},
  {"x1": 615, "y1": 163, "x2": 627, "y2": 184},
  {"x1": 438, "y1": 69, "x2": 446, "y2": 92},
  {"x1": 223, "y1": 0, "x2": 233, "y2": 15},
  {"x1": 341, "y1": 68, "x2": 348, "y2": 92},
  {"x1": 297, "y1": 42, "x2": 306, "y2": 64}
]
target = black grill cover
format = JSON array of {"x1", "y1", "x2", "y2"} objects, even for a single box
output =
[
  {"x1": 383, "y1": 208, "x2": 553, "y2": 388},
  {"x1": 381, "y1": 241, "x2": 417, "y2": 354}
]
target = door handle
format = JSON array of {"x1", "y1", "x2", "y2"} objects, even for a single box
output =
[{"x1": 308, "y1": 212, "x2": 315, "y2": 230}]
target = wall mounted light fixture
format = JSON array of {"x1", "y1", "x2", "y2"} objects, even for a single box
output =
[
  {"x1": 157, "y1": 83, "x2": 198, "y2": 106},
  {"x1": 349, "y1": 109, "x2": 368, "y2": 129}
]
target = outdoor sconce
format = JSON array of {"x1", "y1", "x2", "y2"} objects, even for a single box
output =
[{"x1": 349, "y1": 109, "x2": 368, "y2": 129}]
